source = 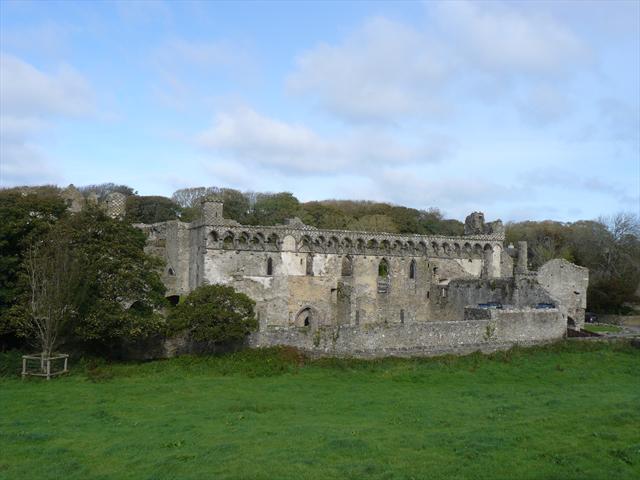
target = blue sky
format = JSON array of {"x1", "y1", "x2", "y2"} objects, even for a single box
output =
[{"x1": 1, "y1": 0, "x2": 638, "y2": 221}]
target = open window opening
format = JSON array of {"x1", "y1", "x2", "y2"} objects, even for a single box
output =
[
  {"x1": 267, "y1": 257, "x2": 273, "y2": 276},
  {"x1": 341, "y1": 255, "x2": 353, "y2": 276},
  {"x1": 409, "y1": 259, "x2": 416, "y2": 280},
  {"x1": 378, "y1": 258, "x2": 389, "y2": 277}
]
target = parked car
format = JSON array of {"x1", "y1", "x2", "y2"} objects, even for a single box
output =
[
  {"x1": 585, "y1": 312, "x2": 598, "y2": 323},
  {"x1": 478, "y1": 302, "x2": 503, "y2": 309},
  {"x1": 535, "y1": 303, "x2": 556, "y2": 309}
]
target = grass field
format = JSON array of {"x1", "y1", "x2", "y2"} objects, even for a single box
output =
[
  {"x1": 583, "y1": 324, "x2": 623, "y2": 334},
  {"x1": 1, "y1": 341, "x2": 639, "y2": 480}
]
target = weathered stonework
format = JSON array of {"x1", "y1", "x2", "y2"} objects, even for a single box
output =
[
  {"x1": 137, "y1": 201, "x2": 589, "y2": 357},
  {"x1": 60, "y1": 184, "x2": 85, "y2": 213},
  {"x1": 536, "y1": 259, "x2": 589, "y2": 330},
  {"x1": 104, "y1": 192, "x2": 127, "y2": 219}
]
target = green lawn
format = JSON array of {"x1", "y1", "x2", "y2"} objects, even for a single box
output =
[
  {"x1": 583, "y1": 324, "x2": 623, "y2": 334},
  {"x1": 1, "y1": 341, "x2": 639, "y2": 480}
]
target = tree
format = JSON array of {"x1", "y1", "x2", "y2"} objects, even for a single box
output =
[
  {"x1": 506, "y1": 220, "x2": 573, "y2": 268},
  {"x1": 63, "y1": 207, "x2": 167, "y2": 351},
  {"x1": 125, "y1": 195, "x2": 181, "y2": 224},
  {"x1": 572, "y1": 213, "x2": 640, "y2": 312},
  {"x1": 0, "y1": 189, "x2": 68, "y2": 340},
  {"x1": 168, "y1": 284, "x2": 257, "y2": 343},
  {"x1": 79, "y1": 183, "x2": 136, "y2": 201},
  {"x1": 249, "y1": 192, "x2": 300, "y2": 225},
  {"x1": 207, "y1": 187, "x2": 251, "y2": 223},
  {"x1": 171, "y1": 187, "x2": 252, "y2": 223},
  {"x1": 22, "y1": 234, "x2": 80, "y2": 357},
  {"x1": 348, "y1": 214, "x2": 399, "y2": 233},
  {"x1": 299, "y1": 202, "x2": 351, "y2": 229},
  {"x1": 171, "y1": 187, "x2": 208, "y2": 208}
]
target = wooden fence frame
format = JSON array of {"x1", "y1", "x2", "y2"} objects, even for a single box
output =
[{"x1": 22, "y1": 354, "x2": 69, "y2": 380}]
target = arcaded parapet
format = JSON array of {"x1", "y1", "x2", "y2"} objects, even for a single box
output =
[{"x1": 537, "y1": 259, "x2": 588, "y2": 330}]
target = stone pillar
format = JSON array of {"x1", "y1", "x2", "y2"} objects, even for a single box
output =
[
  {"x1": 516, "y1": 241, "x2": 528, "y2": 273},
  {"x1": 482, "y1": 247, "x2": 493, "y2": 278},
  {"x1": 201, "y1": 199, "x2": 224, "y2": 224}
]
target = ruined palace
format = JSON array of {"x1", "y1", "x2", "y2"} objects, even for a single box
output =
[{"x1": 136, "y1": 197, "x2": 589, "y2": 357}]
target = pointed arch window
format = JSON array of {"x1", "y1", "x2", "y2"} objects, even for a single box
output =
[
  {"x1": 409, "y1": 259, "x2": 416, "y2": 280},
  {"x1": 267, "y1": 257, "x2": 273, "y2": 276},
  {"x1": 341, "y1": 255, "x2": 353, "y2": 276},
  {"x1": 306, "y1": 254, "x2": 313, "y2": 276},
  {"x1": 378, "y1": 258, "x2": 389, "y2": 278}
]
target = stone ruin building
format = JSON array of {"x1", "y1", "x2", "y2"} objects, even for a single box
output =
[{"x1": 135, "y1": 197, "x2": 589, "y2": 357}]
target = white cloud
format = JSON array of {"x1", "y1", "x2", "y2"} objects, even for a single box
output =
[
  {"x1": 522, "y1": 168, "x2": 639, "y2": 206},
  {"x1": 287, "y1": 17, "x2": 450, "y2": 123},
  {"x1": 287, "y1": 2, "x2": 590, "y2": 124},
  {"x1": 378, "y1": 168, "x2": 527, "y2": 213},
  {"x1": 196, "y1": 106, "x2": 448, "y2": 174},
  {"x1": 151, "y1": 38, "x2": 256, "y2": 109},
  {"x1": 0, "y1": 53, "x2": 94, "y2": 186},
  {"x1": 0, "y1": 53, "x2": 94, "y2": 117},
  {"x1": 434, "y1": 0, "x2": 590, "y2": 76}
]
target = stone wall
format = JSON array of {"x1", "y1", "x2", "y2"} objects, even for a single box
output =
[
  {"x1": 249, "y1": 308, "x2": 565, "y2": 358},
  {"x1": 537, "y1": 259, "x2": 589, "y2": 329},
  {"x1": 430, "y1": 276, "x2": 556, "y2": 321},
  {"x1": 201, "y1": 249, "x2": 436, "y2": 328},
  {"x1": 135, "y1": 202, "x2": 588, "y2": 357}
]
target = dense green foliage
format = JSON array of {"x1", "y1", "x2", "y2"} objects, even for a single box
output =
[
  {"x1": 168, "y1": 284, "x2": 257, "y2": 342},
  {"x1": 58, "y1": 207, "x2": 167, "y2": 350},
  {"x1": 170, "y1": 186, "x2": 465, "y2": 234},
  {"x1": 1, "y1": 341, "x2": 638, "y2": 479},
  {"x1": 0, "y1": 188, "x2": 68, "y2": 338},
  {"x1": 0, "y1": 193, "x2": 167, "y2": 353},
  {"x1": 125, "y1": 195, "x2": 182, "y2": 224}
]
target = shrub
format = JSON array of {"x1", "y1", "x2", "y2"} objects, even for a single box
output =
[{"x1": 168, "y1": 285, "x2": 257, "y2": 343}]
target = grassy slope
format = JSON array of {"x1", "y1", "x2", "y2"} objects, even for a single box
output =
[{"x1": 1, "y1": 342, "x2": 639, "y2": 480}]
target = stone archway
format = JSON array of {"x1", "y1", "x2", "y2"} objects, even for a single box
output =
[{"x1": 295, "y1": 306, "x2": 320, "y2": 329}]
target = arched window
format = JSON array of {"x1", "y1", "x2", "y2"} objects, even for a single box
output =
[
  {"x1": 409, "y1": 259, "x2": 416, "y2": 280},
  {"x1": 306, "y1": 254, "x2": 313, "y2": 276},
  {"x1": 378, "y1": 258, "x2": 389, "y2": 277},
  {"x1": 267, "y1": 257, "x2": 273, "y2": 276},
  {"x1": 223, "y1": 234, "x2": 234, "y2": 249},
  {"x1": 296, "y1": 307, "x2": 312, "y2": 327},
  {"x1": 341, "y1": 255, "x2": 353, "y2": 276}
]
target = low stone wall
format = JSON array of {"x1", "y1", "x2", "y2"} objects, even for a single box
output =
[{"x1": 249, "y1": 308, "x2": 565, "y2": 358}]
